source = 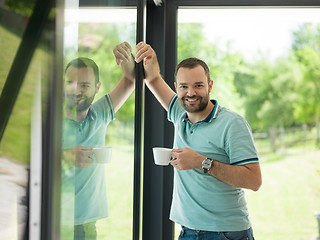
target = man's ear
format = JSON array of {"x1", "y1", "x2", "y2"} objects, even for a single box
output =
[
  {"x1": 174, "y1": 82, "x2": 177, "y2": 91},
  {"x1": 96, "y1": 81, "x2": 101, "y2": 93},
  {"x1": 209, "y1": 80, "x2": 213, "y2": 93}
]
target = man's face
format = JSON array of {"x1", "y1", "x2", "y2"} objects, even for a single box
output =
[
  {"x1": 175, "y1": 65, "x2": 213, "y2": 113},
  {"x1": 64, "y1": 66, "x2": 100, "y2": 112}
]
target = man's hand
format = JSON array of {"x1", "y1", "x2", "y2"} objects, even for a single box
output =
[
  {"x1": 110, "y1": 41, "x2": 136, "y2": 113},
  {"x1": 134, "y1": 41, "x2": 174, "y2": 110},
  {"x1": 170, "y1": 147, "x2": 205, "y2": 170},
  {"x1": 135, "y1": 41, "x2": 161, "y2": 82},
  {"x1": 63, "y1": 145, "x2": 94, "y2": 168},
  {"x1": 170, "y1": 147, "x2": 262, "y2": 191},
  {"x1": 113, "y1": 41, "x2": 135, "y2": 81}
]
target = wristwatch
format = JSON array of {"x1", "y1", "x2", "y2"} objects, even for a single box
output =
[{"x1": 202, "y1": 158, "x2": 213, "y2": 173}]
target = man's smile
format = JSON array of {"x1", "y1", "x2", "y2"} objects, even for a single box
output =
[{"x1": 185, "y1": 98, "x2": 198, "y2": 103}]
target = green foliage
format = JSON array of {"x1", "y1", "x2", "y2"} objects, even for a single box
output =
[
  {"x1": 178, "y1": 23, "x2": 219, "y2": 62},
  {"x1": 235, "y1": 55, "x2": 303, "y2": 131},
  {"x1": 291, "y1": 24, "x2": 320, "y2": 124},
  {"x1": 233, "y1": 23, "x2": 320, "y2": 131},
  {"x1": 0, "y1": 24, "x2": 35, "y2": 163},
  {"x1": 178, "y1": 23, "x2": 244, "y2": 113},
  {"x1": 292, "y1": 23, "x2": 320, "y2": 53},
  {"x1": 4, "y1": 0, "x2": 37, "y2": 17},
  {"x1": 178, "y1": 22, "x2": 320, "y2": 133}
]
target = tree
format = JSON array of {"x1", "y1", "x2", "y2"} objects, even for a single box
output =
[{"x1": 291, "y1": 23, "x2": 320, "y2": 124}]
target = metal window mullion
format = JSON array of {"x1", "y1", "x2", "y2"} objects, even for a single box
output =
[
  {"x1": 133, "y1": 1, "x2": 146, "y2": 240},
  {"x1": 41, "y1": 0, "x2": 64, "y2": 239}
]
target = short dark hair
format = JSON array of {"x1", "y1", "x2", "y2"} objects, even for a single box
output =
[
  {"x1": 175, "y1": 58, "x2": 211, "y2": 83},
  {"x1": 65, "y1": 57, "x2": 99, "y2": 84}
]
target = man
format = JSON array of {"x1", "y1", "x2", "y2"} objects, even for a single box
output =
[
  {"x1": 62, "y1": 41, "x2": 135, "y2": 240},
  {"x1": 134, "y1": 41, "x2": 262, "y2": 240}
]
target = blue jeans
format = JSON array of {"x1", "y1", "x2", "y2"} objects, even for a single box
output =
[
  {"x1": 74, "y1": 222, "x2": 97, "y2": 240},
  {"x1": 178, "y1": 226, "x2": 255, "y2": 240}
]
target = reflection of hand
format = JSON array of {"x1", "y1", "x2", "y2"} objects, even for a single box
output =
[
  {"x1": 135, "y1": 41, "x2": 160, "y2": 82},
  {"x1": 63, "y1": 145, "x2": 94, "y2": 168},
  {"x1": 75, "y1": 146, "x2": 94, "y2": 168},
  {"x1": 170, "y1": 147, "x2": 204, "y2": 171},
  {"x1": 113, "y1": 42, "x2": 135, "y2": 81}
]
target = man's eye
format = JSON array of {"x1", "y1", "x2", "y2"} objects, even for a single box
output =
[
  {"x1": 81, "y1": 85, "x2": 89, "y2": 88},
  {"x1": 195, "y1": 84, "x2": 203, "y2": 88},
  {"x1": 180, "y1": 86, "x2": 187, "y2": 89}
]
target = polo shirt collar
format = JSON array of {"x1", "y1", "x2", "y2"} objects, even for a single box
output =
[
  {"x1": 63, "y1": 106, "x2": 97, "y2": 124},
  {"x1": 182, "y1": 100, "x2": 220, "y2": 124},
  {"x1": 87, "y1": 107, "x2": 97, "y2": 121}
]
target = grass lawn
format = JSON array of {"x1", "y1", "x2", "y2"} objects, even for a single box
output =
[
  {"x1": 0, "y1": 24, "x2": 43, "y2": 165},
  {"x1": 96, "y1": 145, "x2": 134, "y2": 240},
  {"x1": 246, "y1": 149, "x2": 320, "y2": 240}
]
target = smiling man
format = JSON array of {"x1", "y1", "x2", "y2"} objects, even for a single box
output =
[{"x1": 133, "y1": 42, "x2": 262, "y2": 240}]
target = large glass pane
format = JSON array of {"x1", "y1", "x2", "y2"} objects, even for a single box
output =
[
  {"x1": 61, "y1": 3, "x2": 136, "y2": 239},
  {"x1": 177, "y1": 8, "x2": 320, "y2": 239},
  {"x1": 0, "y1": 0, "x2": 58, "y2": 239}
]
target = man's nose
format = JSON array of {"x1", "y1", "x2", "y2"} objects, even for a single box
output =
[
  {"x1": 69, "y1": 82, "x2": 81, "y2": 93},
  {"x1": 187, "y1": 87, "x2": 196, "y2": 96}
]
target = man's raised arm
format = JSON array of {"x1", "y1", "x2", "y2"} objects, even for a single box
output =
[
  {"x1": 110, "y1": 41, "x2": 136, "y2": 113},
  {"x1": 135, "y1": 41, "x2": 175, "y2": 111}
]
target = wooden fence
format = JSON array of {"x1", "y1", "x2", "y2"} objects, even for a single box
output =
[{"x1": 253, "y1": 123, "x2": 320, "y2": 155}]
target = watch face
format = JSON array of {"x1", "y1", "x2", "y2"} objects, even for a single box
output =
[
  {"x1": 203, "y1": 160, "x2": 211, "y2": 168},
  {"x1": 202, "y1": 159, "x2": 212, "y2": 171}
]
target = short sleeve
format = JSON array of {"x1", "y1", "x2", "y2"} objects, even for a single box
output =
[
  {"x1": 225, "y1": 116, "x2": 259, "y2": 165},
  {"x1": 168, "y1": 95, "x2": 184, "y2": 123},
  {"x1": 92, "y1": 94, "x2": 115, "y2": 123}
]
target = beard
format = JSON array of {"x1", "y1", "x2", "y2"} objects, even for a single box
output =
[
  {"x1": 76, "y1": 95, "x2": 95, "y2": 112},
  {"x1": 65, "y1": 94, "x2": 95, "y2": 112},
  {"x1": 179, "y1": 94, "x2": 210, "y2": 113}
]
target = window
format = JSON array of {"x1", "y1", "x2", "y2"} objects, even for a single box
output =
[
  {"x1": 177, "y1": 7, "x2": 320, "y2": 239},
  {"x1": 61, "y1": 3, "x2": 137, "y2": 239}
]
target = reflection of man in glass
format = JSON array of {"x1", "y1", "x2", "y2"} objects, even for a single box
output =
[{"x1": 62, "y1": 42, "x2": 134, "y2": 240}]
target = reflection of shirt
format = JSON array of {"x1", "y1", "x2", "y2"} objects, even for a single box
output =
[
  {"x1": 168, "y1": 95, "x2": 259, "y2": 232},
  {"x1": 62, "y1": 94, "x2": 115, "y2": 225}
]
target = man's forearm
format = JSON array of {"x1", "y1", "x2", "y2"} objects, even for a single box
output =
[
  {"x1": 144, "y1": 75, "x2": 175, "y2": 111},
  {"x1": 208, "y1": 161, "x2": 262, "y2": 191}
]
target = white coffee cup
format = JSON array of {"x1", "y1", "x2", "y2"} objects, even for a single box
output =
[
  {"x1": 92, "y1": 147, "x2": 112, "y2": 163},
  {"x1": 152, "y1": 147, "x2": 172, "y2": 166}
]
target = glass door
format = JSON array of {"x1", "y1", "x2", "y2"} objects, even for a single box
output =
[{"x1": 61, "y1": 1, "x2": 138, "y2": 239}]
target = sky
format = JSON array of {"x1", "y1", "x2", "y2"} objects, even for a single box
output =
[
  {"x1": 178, "y1": 8, "x2": 320, "y2": 61},
  {"x1": 64, "y1": 7, "x2": 320, "y2": 61}
]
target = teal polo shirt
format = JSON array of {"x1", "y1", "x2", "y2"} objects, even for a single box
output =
[
  {"x1": 62, "y1": 94, "x2": 115, "y2": 225},
  {"x1": 168, "y1": 95, "x2": 259, "y2": 231}
]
